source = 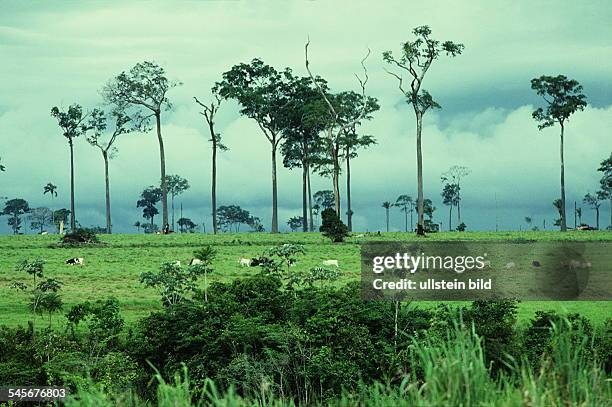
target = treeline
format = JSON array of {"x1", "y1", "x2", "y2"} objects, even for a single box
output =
[{"x1": 1, "y1": 25, "x2": 611, "y2": 234}]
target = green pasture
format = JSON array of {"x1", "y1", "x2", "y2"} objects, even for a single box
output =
[{"x1": 1, "y1": 230, "x2": 611, "y2": 327}]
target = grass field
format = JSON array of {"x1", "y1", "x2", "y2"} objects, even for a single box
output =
[{"x1": 1, "y1": 230, "x2": 611, "y2": 328}]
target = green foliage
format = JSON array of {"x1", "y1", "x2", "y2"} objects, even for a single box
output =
[
  {"x1": 287, "y1": 216, "x2": 303, "y2": 232},
  {"x1": 319, "y1": 208, "x2": 349, "y2": 242},
  {"x1": 313, "y1": 190, "x2": 335, "y2": 210},
  {"x1": 177, "y1": 217, "x2": 196, "y2": 233},
  {"x1": 1, "y1": 198, "x2": 30, "y2": 234},
  {"x1": 456, "y1": 222, "x2": 467, "y2": 231},
  {"x1": 60, "y1": 228, "x2": 100, "y2": 245},
  {"x1": 140, "y1": 262, "x2": 207, "y2": 306},
  {"x1": 14, "y1": 258, "x2": 45, "y2": 285},
  {"x1": 137, "y1": 186, "x2": 162, "y2": 225},
  {"x1": 531, "y1": 75, "x2": 587, "y2": 129}
]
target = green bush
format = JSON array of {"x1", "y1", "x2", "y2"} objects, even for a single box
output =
[
  {"x1": 60, "y1": 228, "x2": 100, "y2": 245},
  {"x1": 319, "y1": 208, "x2": 349, "y2": 242}
]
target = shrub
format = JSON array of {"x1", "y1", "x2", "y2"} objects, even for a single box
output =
[
  {"x1": 319, "y1": 208, "x2": 349, "y2": 242},
  {"x1": 60, "y1": 228, "x2": 100, "y2": 245}
]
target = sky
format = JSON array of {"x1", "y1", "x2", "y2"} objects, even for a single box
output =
[{"x1": 0, "y1": 1, "x2": 611, "y2": 234}]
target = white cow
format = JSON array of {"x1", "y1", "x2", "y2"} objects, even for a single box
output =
[
  {"x1": 189, "y1": 258, "x2": 203, "y2": 266},
  {"x1": 172, "y1": 260, "x2": 181, "y2": 267},
  {"x1": 239, "y1": 258, "x2": 252, "y2": 267},
  {"x1": 322, "y1": 259, "x2": 339, "y2": 268}
]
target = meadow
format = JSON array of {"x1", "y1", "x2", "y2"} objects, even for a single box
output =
[{"x1": 1, "y1": 230, "x2": 611, "y2": 328}]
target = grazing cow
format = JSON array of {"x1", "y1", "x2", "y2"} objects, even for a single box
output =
[
  {"x1": 172, "y1": 260, "x2": 181, "y2": 267},
  {"x1": 239, "y1": 257, "x2": 252, "y2": 267},
  {"x1": 40, "y1": 231, "x2": 48, "y2": 235},
  {"x1": 250, "y1": 256, "x2": 272, "y2": 267},
  {"x1": 189, "y1": 258, "x2": 203, "y2": 266},
  {"x1": 505, "y1": 262, "x2": 515, "y2": 269},
  {"x1": 66, "y1": 257, "x2": 84, "y2": 265},
  {"x1": 322, "y1": 259, "x2": 339, "y2": 267},
  {"x1": 355, "y1": 234, "x2": 365, "y2": 238},
  {"x1": 532, "y1": 260, "x2": 541, "y2": 267}
]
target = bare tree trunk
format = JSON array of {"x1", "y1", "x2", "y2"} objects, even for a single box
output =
[
  {"x1": 171, "y1": 195, "x2": 176, "y2": 231},
  {"x1": 457, "y1": 191, "x2": 462, "y2": 224},
  {"x1": 156, "y1": 112, "x2": 169, "y2": 230},
  {"x1": 596, "y1": 207, "x2": 600, "y2": 229},
  {"x1": 386, "y1": 208, "x2": 389, "y2": 232},
  {"x1": 69, "y1": 138, "x2": 76, "y2": 230},
  {"x1": 416, "y1": 112, "x2": 425, "y2": 235},
  {"x1": 302, "y1": 162, "x2": 308, "y2": 232},
  {"x1": 346, "y1": 147, "x2": 352, "y2": 231},
  {"x1": 574, "y1": 201, "x2": 577, "y2": 229},
  {"x1": 449, "y1": 205, "x2": 453, "y2": 231},
  {"x1": 559, "y1": 123, "x2": 567, "y2": 232},
  {"x1": 271, "y1": 144, "x2": 279, "y2": 233},
  {"x1": 212, "y1": 139, "x2": 218, "y2": 234},
  {"x1": 331, "y1": 132, "x2": 341, "y2": 217},
  {"x1": 103, "y1": 151, "x2": 112, "y2": 234},
  {"x1": 609, "y1": 198, "x2": 611, "y2": 230},
  {"x1": 307, "y1": 167, "x2": 314, "y2": 231}
]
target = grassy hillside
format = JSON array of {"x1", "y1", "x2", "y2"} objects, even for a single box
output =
[{"x1": 1, "y1": 230, "x2": 611, "y2": 327}]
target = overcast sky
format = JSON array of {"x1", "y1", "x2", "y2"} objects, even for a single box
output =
[{"x1": 0, "y1": 1, "x2": 611, "y2": 233}]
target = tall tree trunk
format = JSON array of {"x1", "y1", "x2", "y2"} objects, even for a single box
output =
[
  {"x1": 156, "y1": 112, "x2": 169, "y2": 230},
  {"x1": 386, "y1": 208, "x2": 389, "y2": 232},
  {"x1": 212, "y1": 140, "x2": 218, "y2": 234},
  {"x1": 307, "y1": 167, "x2": 314, "y2": 231},
  {"x1": 332, "y1": 143, "x2": 341, "y2": 217},
  {"x1": 559, "y1": 123, "x2": 567, "y2": 232},
  {"x1": 302, "y1": 162, "x2": 308, "y2": 232},
  {"x1": 416, "y1": 112, "x2": 425, "y2": 235},
  {"x1": 103, "y1": 151, "x2": 112, "y2": 234},
  {"x1": 404, "y1": 210, "x2": 408, "y2": 232},
  {"x1": 271, "y1": 144, "x2": 279, "y2": 233},
  {"x1": 596, "y1": 207, "x2": 600, "y2": 229},
  {"x1": 69, "y1": 138, "x2": 76, "y2": 230},
  {"x1": 410, "y1": 208, "x2": 414, "y2": 232},
  {"x1": 449, "y1": 205, "x2": 453, "y2": 231},
  {"x1": 346, "y1": 147, "x2": 352, "y2": 231},
  {"x1": 171, "y1": 195, "x2": 175, "y2": 231},
  {"x1": 457, "y1": 191, "x2": 462, "y2": 224},
  {"x1": 574, "y1": 201, "x2": 577, "y2": 229},
  {"x1": 609, "y1": 198, "x2": 611, "y2": 230}
]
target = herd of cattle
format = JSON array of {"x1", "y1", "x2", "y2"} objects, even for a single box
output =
[{"x1": 63, "y1": 256, "x2": 340, "y2": 268}]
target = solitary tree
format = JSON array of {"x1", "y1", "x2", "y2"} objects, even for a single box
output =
[
  {"x1": 531, "y1": 75, "x2": 587, "y2": 232},
  {"x1": 382, "y1": 201, "x2": 392, "y2": 232},
  {"x1": 281, "y1": 76, "x2": 328, "y2": 232},
  {"x1": 51, "y1": 104, "x2": 94, "y2": 230},
  {"x1": 305, "y1": 39, "x2": 373, "y2": 217},
  {"x1": 137, "y1": 186, "x2": 162, "y2": 226},
  {"x1": 87, "y1": 109, "x2": 138, "y2": 234},
  {"x1": 583, "y1": 193, "x2": 601, "y2": 229},
  {"x1": 29, "y1": 207, "x2": 54, "y2": 233},
  {"x1": 2, "y1": 198, "x2": 30, "y2": 234},
  {"x1": 441, "y1": 183, "x2": 460, "y2": 231},
  {"x1": 441, "y1": 166, "x2": 470, "y2": 224},
  {"x1": 216, "y1": 59, "x2": 294, "y2": 233},
  {"x1": 195, "y1": 90, "x2": 228, "y2": 235},
  {"x1": 177, "y1": 217, "x2": 196, "y2": 233},
  {"x1": 383, "y1": 26, "x2": 464, "y2": 235},
  {"x1": 133, "y1": 221, "x2": 141, "y2": 233},
  {"x1": 164, "y1": 175, "x2": 190, "y2": 232},
  {"x1": 43, "y1": 183, "x2": 58, "y2": 228},
  {"x1": 103, "y1": 61, "x2": 181, "y2": 231},
  {"x1": 217, "y1": 204, "x2": 252, "y2": 232},
  {"x1": 525, "y1": 216, "x2": 533, "y2": 230},
  {"x1": 395, "y1": 194, "x2": 415, "y2": 232}
]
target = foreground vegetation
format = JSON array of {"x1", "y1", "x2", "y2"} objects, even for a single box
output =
[{"x1": 1, "y1": 231, "x2": 612, "y2": 327}]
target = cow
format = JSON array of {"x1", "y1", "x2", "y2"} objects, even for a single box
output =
[
  {"x1": 504, "y1": 262, "x2": 515, "y2": 269},
  {"x1": 189, "y1": 258, "x2": 203, "y2": 266},
  {"x1": 171, "y1": 260, "x2": 181, "y2": 267},
  {"x1": 250, "y1": 256, "x2": 272, "y2": 267},
  {"x1": 66, "y1": 257, "x2": 84, "y2": 265},
  {"x1": 39, "y1": 231, "x2": 48, "y2": 235},
  {"x1": 322, "y1": 259, "x2": 339, "y2": 267},
  {"x1": 239, "y1": 257, "x2": 252, "y2": 267},
  {"x1": 355, "y1": 234, "x2": 365, "y2": 238}
]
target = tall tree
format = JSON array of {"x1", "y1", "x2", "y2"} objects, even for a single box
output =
[
  {"x1": 103, "y1": 61, "x2": 181, "y2": 231},
  {"x1": 441, "y1": 183, "x2": 460, "y2": 231},
  {"x1": 383, "y1": 26, "x2": 464, "y2": 235},
  {"x1": 43, "y1": 183, "x2": 58, "y2": 229},
  {"x1": 217, "y1": 204, "x2": 252, "y2": 232},
  {"x1": 2, "y1": 198, "x2": 30, "y2": 234},
  {"x1": 395, "y1": 195, "x2": 415, "y2": 232},
  {"x1": 87, "y1": 109, "x2": 138, "y2": 234},
  {"x1": 305, "y1": 39, "x2": 372, "y2": 217},
  {"x1": 216, "y1": 59, "x2": 294, "y2": 233},
  {"x1": 281, "y1": 76, "x2": 328, "y2": 232},
  {"x1": 29, "y1": 207, "x2": 53, "y2": 233},
  {"x1": 441, "y1": 165, "x2": 470, "y2": 224},
  {"x1": 287, "y1": 216, "x2": 304, "y2": 232},
  {"x1": 50, "y1": 104, "x2": 94, "y2": 230},
  {"x1": 382, "y1": 201, "x2": 392, "y2": 232},
  {"x1": 337, "y1": 94, "x2": 379, "y2": 230},
  {"x1": 583, "y1": 193, "x2": 601, "y2": 229},
  {"x1": 194, "y1": 90, "x2": 228, "y2": 235},
  {"x1": 0, "y1": 156, "x2": 5, "y2": 172},
  {"x1": 163, "y1": 175, "x2": 190, "y2": 232},
  {"x1": 137, "y1": 186, "x2": 162, "y2": 226},
  {"x1": 531, "y1": 75, "x2": 587, "y2": 232},
  {"x1": 597, "y1": 153, "x2": 612, "y2": 229}
]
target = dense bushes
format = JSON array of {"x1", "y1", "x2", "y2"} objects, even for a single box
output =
[
  {"x1": 59, "y1": 228, "x2": 101, "y2": 245},
  {"x1": 0, "y1": 276, "x2": 610, "y2": 405}
]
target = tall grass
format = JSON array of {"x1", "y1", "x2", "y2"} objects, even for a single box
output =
[{"x1": 65, "y1": 318, "x2": 610, "y2": 407}]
